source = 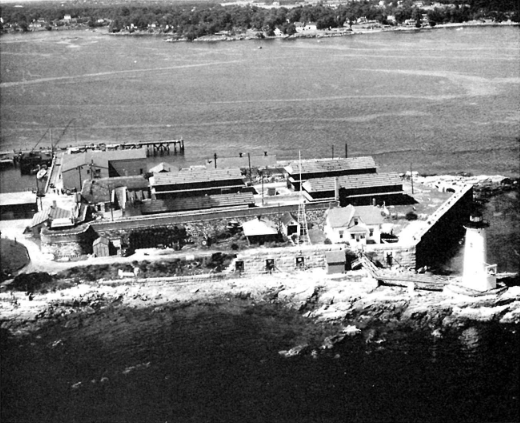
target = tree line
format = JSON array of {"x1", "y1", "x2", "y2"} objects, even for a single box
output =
[{"x1": 1, "y1": 0, "x2": 518, "y2": 37}]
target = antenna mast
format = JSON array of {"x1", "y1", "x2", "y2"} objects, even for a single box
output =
[{"x1": 296, "y1": 151, "x2": 311, "y2": 245}]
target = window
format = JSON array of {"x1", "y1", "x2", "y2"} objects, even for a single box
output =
[
  {"x1": 354, "y1": 218, "x2": 358, "y2": 225},
  {"x1": 351, "y1": 234, "x2": 356, "y2": 240},
  {"x1": 369, "y1": 229, "x2": 374, "y2": 237},
  {"x1": 339, "y1": 230, "x2": 344, "y2": 239}
]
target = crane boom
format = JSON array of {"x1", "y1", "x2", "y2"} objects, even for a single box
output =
[
  {"x1": 52, "y1": 119, "x2": 76, "y2": 153},
  {"x1": 30, "y1": 128, "x2": 50, "y2": 154}
]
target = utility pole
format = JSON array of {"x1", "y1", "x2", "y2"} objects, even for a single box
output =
[
  {"x1": 261, "y1": 169, "x2": 264, "y2": 206},
  {"x1": 247, "y1": 152, "x2": 252, "y2": 184},
  {"x1": 77, "y1": 166, "x2": 82, "y2": 191},
  {"x1": 410, "y1": 163, "x2": 414, "y2": 195},
  {"x1": 332, "y1": 145, "x2": 334, "y2": 159},
  {"x1": 345, "y1": 142, "x2": 348, "y2": 159},
  {"x1": 214, "y1": 153, "x2": 217, "y2": 169}
]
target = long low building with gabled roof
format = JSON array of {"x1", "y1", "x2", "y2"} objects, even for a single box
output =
[
  {"x1": 141, "y1": 192, "x2": 256, "y2": 214},
  {"x1": 150, "y1": 168, "x2": 252, "y2": 199},
  {"x1": 285, "y1": 156, "x2": 377, "y2": 191},
  {"x1": 302, "y1": 172, "x2": 403, "y2": 205}
]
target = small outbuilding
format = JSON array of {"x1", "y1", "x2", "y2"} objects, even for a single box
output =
[
  {"x1": 280, "y1": 212, "x2": 299, "y2": 237},
  {"x1": 242, "y1": 217, "x2": 279, "y2": 245},
  {"x1": 93, "y1": 236, "x2": 110, "y2": 257},
  {"x1": 325, "y1": 250, "x2": 346, "y2": 274}
]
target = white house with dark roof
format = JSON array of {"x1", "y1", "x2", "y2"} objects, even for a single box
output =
[{"x1": 324, "y1": 205, "x2": 385, "y2": 245}]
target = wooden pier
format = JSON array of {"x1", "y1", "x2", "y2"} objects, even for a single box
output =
[
  {"x1": 111, "y1": 139, "x2": 185, "y2": 157},
  {"x1": 13, "y1": 139, "x2": 185, "y2": 158}
]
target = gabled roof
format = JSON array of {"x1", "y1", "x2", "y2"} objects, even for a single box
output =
[
  {"x1": 285, "y1": 156, "x2": 376, "y2": 176},
  {"x1": 141, "y1": 192, "x2": 255, "y2": 214},
  {"x1": 325, "y1": 250, "x2": 346, "y2": 264},
  {"x1": 150, "y1": 168, "x2": 244, "y2": 187},
  {"x1": 61, "y1": 149, "x2": 147, "y2": 173},
  {"x1": 354, "y1": 206, "x2": 386, "y2": 225},
  {"x1": 326, "y1": 205, "x2": 355, "y2": 228},
  {"x1": 280, "y1": 212, "x2": 298, "y2": 226},
  {"x1": 326, "y1": 205, "x2": 385, "y2": 229},
  {"x1": 303, "y1": 172, "x2": 402, "y2": 193},
  {"x1": 93, "y1": 236, "x2": 109, "y2": 246},
  {"x1": 30, "y1": 205, "x2": 71, "y2": 228},
  {"x1": 81, "y1": 176, "x2": 149, "y2": 203},
  {"x1": 149, "y1": 162, "x2": 178, "y2": 173},
  {"x1": 0, "y1": 192, "x2": 36, "y2": 207},
  {"x1": 242, "y1": 218, "x2": 278, "y2": 237}
]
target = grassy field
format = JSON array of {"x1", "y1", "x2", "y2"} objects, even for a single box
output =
[{"x1": 0, "y1": 237, "x2": 29, "y2": 279}]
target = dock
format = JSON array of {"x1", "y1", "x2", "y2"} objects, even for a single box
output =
[{"x1": 13, "y1": 139, "x2": 185, "y2": 158}]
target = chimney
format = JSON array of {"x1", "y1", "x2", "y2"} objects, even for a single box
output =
[
  {"x1": 334, "y1": 177, "x2": 339, "y2": 201},
  {"x1": 239, "y1": 152, "x2": 243, "y2": 158},
  {"x1": 264, "y1": 151, "x2": 268, "y2": 156}
]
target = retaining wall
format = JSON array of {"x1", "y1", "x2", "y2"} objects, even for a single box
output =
[
  {"x1": 230, "y1": 244, "x2": 345, "y2": 275},
  {"x1": 41, "y1": 224, "x2": 97, "y2": 260}
]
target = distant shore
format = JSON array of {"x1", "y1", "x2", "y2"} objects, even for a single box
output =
[
  {"x1": 115, "y1": 21, "x2": 520, "y2": 43},
  {"x1": 4, "y1": 20, "x2": 517, "y2": 43}
]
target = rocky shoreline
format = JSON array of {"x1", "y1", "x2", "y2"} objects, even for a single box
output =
[{"x1": 1, "y1": 269, "x2": 518, "y2": 357}]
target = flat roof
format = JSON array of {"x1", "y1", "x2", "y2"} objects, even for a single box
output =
[{"x1": 0, "y1": 191, "x2": 37, "y2": 206}]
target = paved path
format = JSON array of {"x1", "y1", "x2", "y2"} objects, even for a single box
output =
[{"x1": 0, "y1": 219, "x2": 227, "y2": 276}]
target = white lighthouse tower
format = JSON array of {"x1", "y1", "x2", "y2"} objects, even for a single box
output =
[{"x1": 462, "y1": 212, "x2": 497, "y2": 291}]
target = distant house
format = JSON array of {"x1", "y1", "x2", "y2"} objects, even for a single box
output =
[
  {"x1": 63, "y1": 14, "x2": 72, "y2": 22},
  {"x1": 274, "y1": 27, "x2": 283, "y2": 36},
  {"x1": 294, "y1": 22, "x2": 305, "y2": 32},
  {"x1": 242, "y1": 217, "x2": 279, "y2": 244},
  {"x1": 324, "y1": 205, "x2": 385, "y2": 246},
  {"x1": 303, "y1": 22, "x2": 317, "y2": 31}
]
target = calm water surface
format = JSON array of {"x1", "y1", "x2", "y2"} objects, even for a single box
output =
[
  {"x1": 1, "y1": 28, "x2": 519, "y2": 423},
  {"x1": 1, "y1": 27, "x2": 519, "y2": 178},
  {"x1": 1, "y1": 301, "x2": 519, "y2": 423}
]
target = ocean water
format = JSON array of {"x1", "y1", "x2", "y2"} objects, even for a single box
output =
[
  {"x1": 1, "y1": 26, "x2": 519, "y2": 179},
  {"x1": 1, "y1": 301, "x2": 519, "y2": 423}
]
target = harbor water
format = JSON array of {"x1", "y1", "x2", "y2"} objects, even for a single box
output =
[{"x1": 1, "y1": 26, "x2": 519, "y2": 422}]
